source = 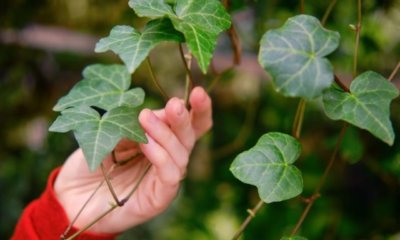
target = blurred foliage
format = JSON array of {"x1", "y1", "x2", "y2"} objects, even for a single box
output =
[{"x1": 1, "y1": 0, "x2": 400, "y2": 239}]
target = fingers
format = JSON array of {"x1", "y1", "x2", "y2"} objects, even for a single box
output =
[
  {"x1": 139, "y1": 109, "x2": 189, "y2": 183},
  {"x1": 165, "y1": 98, "x2": 196, "y2": 151},
  {"x1": 189, "y1": 87, "x2": 213, "y2": 139}
]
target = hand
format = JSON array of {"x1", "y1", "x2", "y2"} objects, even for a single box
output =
[{"x1": 54, "y1": 87, "x2": 212, "y2": 234}]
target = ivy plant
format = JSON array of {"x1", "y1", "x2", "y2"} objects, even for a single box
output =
[{"x1": 47, "y1": 0, "x2": 399, "y2": 239}]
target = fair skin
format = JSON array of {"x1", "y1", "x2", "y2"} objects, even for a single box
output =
[{"x1": 54, "y1": 87, "x2": 212, "y2": 234}]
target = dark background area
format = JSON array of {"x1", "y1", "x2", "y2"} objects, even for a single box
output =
[{"x1": 1, "y1": 0, "x2": 400, "y2": 239}]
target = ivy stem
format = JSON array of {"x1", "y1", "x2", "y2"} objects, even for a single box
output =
[
  {"x1": 321, "y1": 0, "x2": 337, "y2": 26},
  {"x1": 179, "y1": 44, "x2": 194, "y2": 108},
  {"x1": 61, "y1": 174, "x2": 107, "y2": 239},
  {"x1": 64, "y1": 205, "x2": 118, "y2": 240},
  {"x1": 63, "y1": 162, "x2": 152, "y2": 240},
  {"x1": 146, "y1": 58, "x2": 169, "y2": 101},
  {"x1": 300, "y1": 0, "x2": 305, "y2": 13},
  {"x1": 388, "y1": 61, "x2": 400, "y2": 82},
  {"x1": 352, "y1": 0, "x2": 362, "y2": 78},
  {"x1": 334, "y1": 74, "x2": 350, "y2": 92},
  {"x1": 231, "y1": 199, "x2": 264, "y2": 240},
  {"x1": 222, "y1": 0, "x2": 242, "y2": 65},
  {"x1": 290, "y1": 123, "x2": 349, "y2": 236},
  {"x1": 292, "y1": 99, "x2": 306, "y2": 139}
]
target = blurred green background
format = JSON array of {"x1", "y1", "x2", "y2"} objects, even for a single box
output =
[{"x1": 1, "y1": 0, "x2": 400, "y2": 239}]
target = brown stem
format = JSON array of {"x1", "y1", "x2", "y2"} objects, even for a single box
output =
[
  {"x1": 227, "y1": 22, "x2": 242, "y2": 65},
  {"x1": 290, "y1": 123, "x2": 348, "y2": 236},
  {"x1": 300, "y1": 0, "x2": 305, "y2": 13},
  {"x1": 179, "y1": 44, "x2": 194, "y2": 108},
  {"x1": 388, "y1": 61, "x2": 400, "y2": 82},
  {"x1": 63, "y1": 161, "x2": 152, "y2": 240},
  {"x1": 64, "y1": 205, "x2": 118, "y2": 240},
  {"x1": 334, "y1": 74, "x2": 350, "y2": 92},
  {"x1": 292, "y1": 99, "x2": 306, "y2": 139},
  {"x1": 352, "y1": 0, "x2": 362, "y2": 78},
  {"x1": 61, "y1": 164, "x2": 119, "y2": 239},
  {"x1": 231, "y1": 200, "x2": 265, "y2": 240},
  {"x1": 146, "y1": 58, "x2": 169, "y2": 101},
  {"x1": 321, "y1": 0, "x2": 337, "y2": 26}
]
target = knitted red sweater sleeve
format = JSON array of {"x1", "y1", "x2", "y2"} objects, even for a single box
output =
[{"x1": 11, "y1": 168, "x2": 118, "y2": 240}]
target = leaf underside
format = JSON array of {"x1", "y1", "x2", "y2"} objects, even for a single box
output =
[
  {"x1": 230, "y1": 132, "x2": 303, "y2": 203},
  {"x1": 323, "y1": 71, "x2": 399, "y2": 145},
  {"x1": 128, "y1": 0, "x2": 231, "y2": 74},
  {"x1": 258, "y1": 14, "x2": 340, "y2": 99},
  {"x1": 50, "y1": 106, "x2": 146, "y2": 171},
  {"x1": 50, "y1": 64, "x2": 147, "y2": 171}
]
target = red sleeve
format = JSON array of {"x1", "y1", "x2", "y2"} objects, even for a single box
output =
[{"x1": 12, "y1": 167, "x2": 118, "y2": 240}]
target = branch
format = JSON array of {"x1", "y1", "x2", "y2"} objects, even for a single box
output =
[
  {"x1": 352, "y1": 0, "x2": 362, "y2": 78},
  {"x1": 388, "y1": 61, "x2": 400, "y2": 82},
  {"x1": 290, "y1": 123, "x2": 349, "y2": 236},
  {"x1": 292, "y1": 99, "x2": 306, "y2": 139},
  {"x1": 231, "y1": 200, "x2": 264, "y2": 240},
  {"x1": 179, "y1": 44, "x2": 194, "y2": 108},
  {"x1": 146, "y1": 58, "x2": 169, "y2": 101}
]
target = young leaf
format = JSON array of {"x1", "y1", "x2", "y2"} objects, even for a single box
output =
[
  {"x1": 129, "y1": 0, "x2": 231, "y2": 74},
  {"x1": 323, "y1": 71, "x2": 399, "y2": 145},
  {"x1": 95, "y1": 19, "x2": 184, "y2": 74},
  {"x1": 128, "y1": 0, "x2": 174, "y2": 18},
  {"x1": 258, "y1": 15, "x2": 340, "y2": 99},
  {"x1": 53, "y1": 64, "x2": 144, "y2": 111},
  {"x1": 49, "y1": 106, "x2": 147, "y2": 171},
  {"x1": 230, "y1": 132, "x2": 303, "y2": 203}
]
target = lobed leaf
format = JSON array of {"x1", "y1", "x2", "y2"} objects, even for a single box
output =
[
  {"x1": 128, "y1": 0, "x2": 174, "y2": 18},
  {"x1": 50, "y1": 106, "x2": 146, "y2": 171},
  {"x1": 323, "y1": 71, "x2": 399, "y2": 145},
  {"x1": 53, "y1": 64, "x2": 144, "y2": 111},
  {"x1": 95, "y1": 19, "x2": 184, "y2": 73},
  {"x1": 129, "y1": 0, "x2": 231, "y2": 74},
  {"x1": 230, "y1": 132, "x2": 303, "y2": 203},
  {"x1": 258, "y1": 15, "x2": 340, "y2": 99}
]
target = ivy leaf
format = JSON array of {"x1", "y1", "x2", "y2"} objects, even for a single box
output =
[
  {"x1": 95, "y1": 18, "x2": 184, "y2": 73},
  {"x1": 230, "y1": 132, "x2": 303, "y2": 203},
  {"x1": 171, "y1": 0, "x2": 231, "y2": 73},
  {"x1": 323, "y1": 71, "x2": 399, "y2": 145},
  {"x1": 49, "y1": 106, "x2": 147, "y2": 171},
  {"x1": 281, "y1": 236, "x2": 308, "y2": 240},
  {"x1": 129, "y1": 0, "x2": 231, "y2": 74},
  {"x1": 258, "y1": 15, "x2": 340, "y2": 99},
  {"x1": 128, "y1": 0, "x2": 174, "y2": 18},
  {"x1": 53, "y1": 64, "x2": 144, "y2": 111}
]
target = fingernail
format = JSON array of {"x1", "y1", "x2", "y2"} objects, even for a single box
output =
[
  {"x1": 197, "y1": 88, "x2": 206, "y2": 102},
  {"x1": 176, "y1": 101, "x2": 184, "y2": 116}
]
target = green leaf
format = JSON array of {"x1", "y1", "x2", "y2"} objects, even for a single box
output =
[
  {"x1": 258, "y1": 14, "x2": 340, "y2": 99},
  {"x1": 128, "y1": 0, "x2": 174, "y2": 18},
  {"x1": 129, "y1": 0, "x2": 231, "y2": 74},
  {"x1": 281, "y1": 236, "x2": 308, "y2": 240},
  {"x1": 95, "y1": 19, "x2": 184, "y2": 74},
  {"x1": 49, "y1": 106, "x2": 147, "y2": 171},
  {"x1": 323, "y1": 71, "x2": 399, "y2": 145},
  {"x1": 53, "y1": 64, "x2": 144, "y2": 111},
  {"x1": 171, "y1": 0, "x2": 231, "y2": 73},
  {"x1": 230, "y1": 132, "x2": 303, "y2": 203}
]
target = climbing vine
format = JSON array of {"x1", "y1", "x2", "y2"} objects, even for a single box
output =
[{"x1": 48, "y1": 0, "x2": 399, "y2": 239}]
